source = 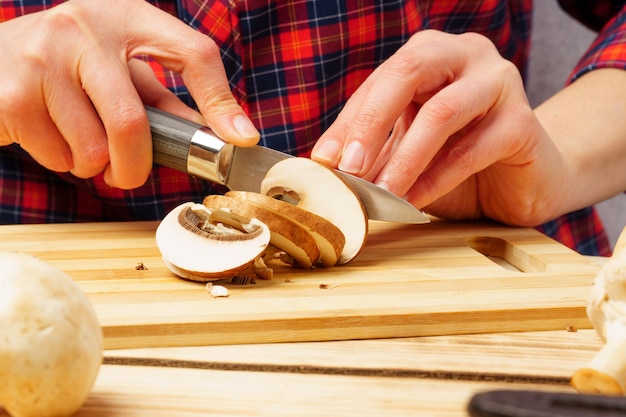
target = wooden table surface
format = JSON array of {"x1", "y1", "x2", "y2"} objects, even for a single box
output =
[{"x1": 71, "y1": 328, "x2": 599, "y2": 416}]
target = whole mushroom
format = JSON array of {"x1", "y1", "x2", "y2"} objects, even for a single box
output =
[
  {"x1": 571, "y1": 229, "x2": 626, "y2": 395},
  {"x1": 0, "y1": 252, "x2": 103, "y2": 417}
]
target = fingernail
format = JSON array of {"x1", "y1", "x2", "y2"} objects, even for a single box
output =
[
  {"x1": 338, "y1": 141, "x2": 365, "y2": 174},
  {"x1": 312, "y1": 140, "x2": 340, "y2": 164},
  {"x1": 233, "y1": 114, "x2": 260, "y2": 139}
]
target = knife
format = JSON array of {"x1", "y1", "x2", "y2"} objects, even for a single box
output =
[
  {"x1": 147, "y1": 106, "x2": 430, "y2": 224},
  {"x1": 468, "y1": 389, "x2": 626, "y2": 416}
]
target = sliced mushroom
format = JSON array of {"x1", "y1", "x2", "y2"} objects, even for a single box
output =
[
  {"x1": 225, "y1": 191, "x2": 345, "y2": 267},
  {"x1": 155, "y1": 202, "x2": 271, "y2": 281},
  {"x1": 203, "y1": 194, "x2": 320, "y2": 268},
  {"x1": 260, "y1": 157, "x2": 368, "y2": 264}
]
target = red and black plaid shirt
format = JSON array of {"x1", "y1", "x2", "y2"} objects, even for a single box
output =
[{"x1": 0, "y1": 0, "x2": 623, "y2": 255}]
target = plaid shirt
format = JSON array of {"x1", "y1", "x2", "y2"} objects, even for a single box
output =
[{"x1": 0, "y1": 0, "x2": 622, "y2": 256}]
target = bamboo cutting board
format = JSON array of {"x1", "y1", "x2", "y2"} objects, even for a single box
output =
[{"x1": 0, "y1": 219, "x2": 601, "y2": 349}]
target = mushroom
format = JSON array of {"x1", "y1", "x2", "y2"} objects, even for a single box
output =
[
  {"x1": 571, "y1": 229, "x2": 626, "y2": 395},
  {"x1": 225, "y1": 191, "x2": 346, "y2": 267},
  {"x1": 260, "y1": 157, "x2": 368, "y2": 264},
  {"x1": 0, "y1": 252, "x2": 103, "y2": 417},
  {"x1": 203, "y1": 194, "x2": 321, "y2": 268},
  {"x1": 156, "y1": 202, "x2": 271, "y2": 281}
]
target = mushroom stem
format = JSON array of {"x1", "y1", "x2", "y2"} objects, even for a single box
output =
[{"x1": 572, "y1": 330, "x2": 626, "y2": 395}]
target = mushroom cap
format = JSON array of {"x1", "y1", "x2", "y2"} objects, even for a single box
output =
[
  {"x1": 260, "y1": 157, "x2": 368, "y2": 264},
  {"x1": 571, "y1": 249, "x2": 626, "y2": 394},
  {"x1": 0, "y1": 252, "x2": 103, "y2": 417},
  {"x1": 225, "y1": 191, "x2": 345, "y2": 267},
  {"x1": 203, "y1": 194, "x2": 320, "y2": 268},
  {"x1": 156, "y1": 202, "x2": 271, "y2": 281},
  {"x1": 587, "y1": 253, "x2": 626, "y2": 342}
]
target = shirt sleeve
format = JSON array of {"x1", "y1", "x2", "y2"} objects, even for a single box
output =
[{"x1": 568, "y1": 4, "x2": 626, "y2": 83}]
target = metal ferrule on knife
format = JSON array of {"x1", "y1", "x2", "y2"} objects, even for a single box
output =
[
  {"x1": 187, "y1": 127, "x2": 234, "y2": 185},
  {"x1": 149, "y1": 106, "x2": 233, "y2": 186}
]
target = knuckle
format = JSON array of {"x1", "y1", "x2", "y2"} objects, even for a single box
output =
[
  {"x1": 106, "y1": 102, "x2": 148, "y2": 140},
  {"x1": 386, "y1": 49, "x2": 423, "y2": 78},
  {"x1": 457, "y1": 32, "x2": 495, "y2": 53},
  {"x1": 349, "y1": 105, "x2": 389, "y2": 142},
  {"x1": 445, "y1": 140, "x2": 477, "y2": 175},
  {"x1": 390, "y1": 152, "x2": 419, "y2": 180},
  {"x1": 422, "y1": 97, "x2": 463, "y2": 129}
]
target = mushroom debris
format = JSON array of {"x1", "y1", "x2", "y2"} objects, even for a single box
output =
[
  {"x1": 156, "y1": 157, "x2": 369, "y2": 281},
  {"x1": 571, "y1": 239, "x2": 626, "y2": 395},
  {"x1": 0, "y1": 252, "x2": 103, "y2": 417}
]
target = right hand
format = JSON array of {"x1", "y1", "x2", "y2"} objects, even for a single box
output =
[{"x1": 0, "y1": 0, "x2": 259, "y2": 189}]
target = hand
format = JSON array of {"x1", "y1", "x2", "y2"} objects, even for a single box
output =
[
  {"x1": 0, "y1": 0, "x2": 259, "y2": 189},
  {"x1": 311, "y1": 30, "x2": 565, "y2": 226}
]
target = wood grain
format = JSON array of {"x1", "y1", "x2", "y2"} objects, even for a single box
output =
[
  {"x1": 0, "y1": 219, "x2": 601, "y2": 349},
  {"x1": 44, "y1": 365, "x2": 572, "y2": 417}
]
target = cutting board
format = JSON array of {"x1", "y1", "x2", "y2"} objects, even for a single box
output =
[{"x1": 0, "y1": 219, "x2": 601, "y2": 349}]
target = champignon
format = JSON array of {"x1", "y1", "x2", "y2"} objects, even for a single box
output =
[
  {"x1": 156, "y1": 202, "x2": 271, "y2": 281},
  {"x1": 225, "y1": 191, "x2": 345, "y2": 267},
  {"x1": 203, "y1": 194, "x2": 320, "y2": 268},
  {"x1": 260, "y1": 157, "x2": 368, "y2": 264},
  {"x1": 0, "y1": 252, "x2": 103, "y2": 417},
  {"x1": 571, "y1": 229, "x2": 626, "y2": 395}
]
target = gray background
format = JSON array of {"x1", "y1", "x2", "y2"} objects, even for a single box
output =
[{"x1": 526, "y1": 1, "x2": 626, "y2": 250}]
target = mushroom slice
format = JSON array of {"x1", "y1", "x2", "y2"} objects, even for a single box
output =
[
  {"x1": 260, "y1": 157, "x2": 368, "y2": 264},
  {"x1": 225, "y1": 191, "x2": 345, "y2": 267},
  {"x1": 156, "y1": 202, "x2": 270, "y2": 281},
  {"x1": 203, "y1": 194, "x2": 320, "y2": 269}
]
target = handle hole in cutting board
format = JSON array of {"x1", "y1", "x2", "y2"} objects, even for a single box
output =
[{"x1": 465, "y1": 236, "x2": 547, "y2": 273}]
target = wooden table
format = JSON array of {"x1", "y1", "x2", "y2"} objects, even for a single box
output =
[
  {"x1": 0, "y1": 220, "x2": 609, "y2": 416},
  {"x1": 78, "y1": 328, "x2": 599, "y2": 416}
]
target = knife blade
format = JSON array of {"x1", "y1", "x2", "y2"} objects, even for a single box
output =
[{"x1": 147, "y1": 106, "x2": 430, "y2": 224}]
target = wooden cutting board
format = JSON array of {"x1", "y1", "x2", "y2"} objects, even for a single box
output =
[{"x1": 0, "y1": 219, "x2": 601, "y2": 349}]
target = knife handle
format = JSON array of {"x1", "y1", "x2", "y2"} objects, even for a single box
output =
[{"x1": 147, "y1": 106, "x2": 232, "y2": 185}]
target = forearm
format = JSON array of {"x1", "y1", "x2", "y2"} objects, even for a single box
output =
[{"x1": 535, "y1": 68, "x2": 626, "y2": 214}]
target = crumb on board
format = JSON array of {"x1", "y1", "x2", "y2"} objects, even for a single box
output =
[
  {"x1": 566, "y1": 325, "x2": 578, "y2": 332},
  {"x1": 206, "y1": 283, "x2": 229, "y2": 298},
  {"x1": 135, "y1": 262, "x2": 148, "y2": 270}
]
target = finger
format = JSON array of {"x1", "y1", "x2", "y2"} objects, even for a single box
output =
[
  {"x1": 11, "y1": 113, "x2": 74, "y2": 173},
  {"x1": 112, "y1": 0, "x2": 260, "y2": 146},
  {"x1": 362, "y1": 102, "x2": 419, "y2": 182},
  {"x1": 312, "y1": 61, "x2": 408, "y2": 175},
  {"x1": 373, "y1": 55, "x2": 513, "y2": 197},
  {"x1": 78, "y1": 51, "x2": 152, "y2": 189},
  {"x1": 44, "y1": 72, "x2": 110, "y2": 179},
  {"x1": 128, "y1": 59, "x2": 206, "y2": 125},
  {"x1": 314, "y1": 31, "x2": 488, "y2": 176},
  {"x1": 405, "y1": 96, "x2": 534, "y2": 211}
]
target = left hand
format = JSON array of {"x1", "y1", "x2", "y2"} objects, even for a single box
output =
[{"x1": 311, "y1": 30, "x2": 563, "y2": 225}]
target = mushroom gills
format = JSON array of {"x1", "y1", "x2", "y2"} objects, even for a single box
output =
[{"x1": 155, "y1": 202, "x2": 271, "y2": 281}]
